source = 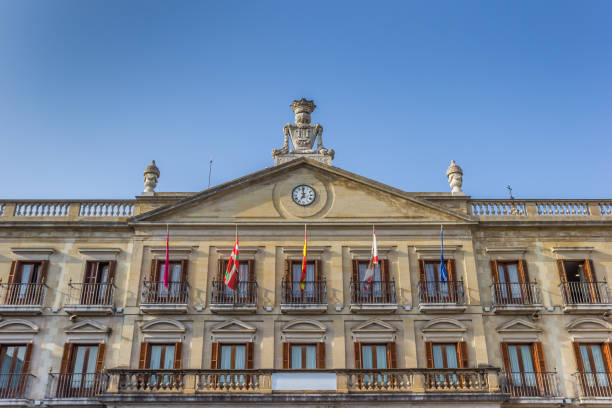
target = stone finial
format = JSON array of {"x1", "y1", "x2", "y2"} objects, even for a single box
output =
[
  {"x1": 272, "y1": 98, "x2": 334, "y2": 166},
  {"x1": 446, "y1": 160, "x2": 464, "y2": 195},
  {"x1": 143, "y1": 160, "x2": 160, "y2": 194}
]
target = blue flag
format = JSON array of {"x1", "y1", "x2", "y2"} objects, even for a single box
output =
[{"x1": 440, "y1": 226, "x2": 448, "y2": 282}]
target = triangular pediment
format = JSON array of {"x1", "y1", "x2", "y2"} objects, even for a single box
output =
[
  {"x1": 133, "y1": 159, "x2": 474, "y2": 224},
  {"x1": 65, "y1": 320, "x2": 110, "y2": 334},
  {"x1": 497, "y1": 318, "x2": 541, "y2": 333}
]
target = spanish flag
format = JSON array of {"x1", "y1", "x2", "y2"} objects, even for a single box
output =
[{"x1": 300, "y1": 225, "x2": 307, "y2": 291}]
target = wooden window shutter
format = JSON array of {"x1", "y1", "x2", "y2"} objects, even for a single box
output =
[
  {"x1": 107, "y1": 261, "x2": 116, "y2": 283},
  {"x1": 457, "y1": 341, "x2": 468, "y2": 368},
  {"x1": 584, "y1": 259, "x2": 596, "y2": 282},
  {"x1": 381, "y1": 259, "x2": 390, "y2": 282},
  {"x1": 282, "y1": 342, "x2": 290, "y2": 369},
  {"x1": 7, "y1": 261, "x2": 18, "y2": 284},
  {"x1": 603, "y1": 343, "x2": 612, "y2": 372},
  {"x1": 387, "y1": 342, "x2": 397, "y2": 368},
  {"x1": 180, "y1": 260, "x2": 188, "y2": 281},
  {"x1": 490, "y1": 261, "x2": 500, "y2": 283},
  {"x1": 447, "y1": 259, "x2": 456, "y2": 281},
  {"x1": 150, "y1": 259, "x2": 159, "y2": 282},
  {"x1": 418, "y1": 259, "x2": 426, "y2": 282},
  {"x1": 95, "y1": 343, "x2": 106, "y2": 372},
  {"x1": 314, "y1": 259, "x2": 321, "y2": 282},
  {"x1": 557, "y1": 260, "x2": 567, "y2": 282},
  {"x1": 532, "y1": 342, "x2": 546, "y2": 372},
  {"x1": 248, "y1": 260, "x2": 255, "y2": 282},
  {"x1": 173, "y1": 342, "x2": 182, "y2": 369},
  {"x1": 138, "y1": 342, "x2": 149, "y2": 369},
  {"x1": 60, "y1": 343, "x2": 74, "y2": 373},
  {"x1": 425, "y1": 341, "x2": 434, "y2": 368},
  {"x1": 317, "y1": 342, "x2": 325, "y2": 369},
  {"x1": 352, "y1": 260, "x2": 360, "y2": 283},
  {"x1": 284, "y1": 259, "x2": 291, "y2": 289},
  {"x1": 572, "y1": 342, "x2": 584, "y2": 372},
  {"x1": 500, "y1": 342, "x2": 511, "y2": 371},
  {"x1": 39, "y1": 260, "x2": 49, "y2": 284},
  {"x1": 217, "y1": 259, "x2": 225, "y2": 281},
  {"x1": 518, "y1": 260, "x2": 530, "y2": 282},
  {"x1": 84, "y1": 261, "x2": 96, "y2": 283},
  {"x1": 354, "y1": 342, "x2": 362, "y2": 368},
  {"x1": 246, "y1": 342, "x2": 254, "y2": 369},
  {"x1": 210, "y1": 342, "x2": 219, "y2": 369},
  {"x1": 22, "y1": 343, "x2": 33, "y2": 374}
]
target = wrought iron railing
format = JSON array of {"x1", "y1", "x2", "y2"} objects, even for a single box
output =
[
  {"x1": 350, "y1": 281, "x2": 396, "y2": 304},
  {"x1": 0, "y1": 373, "x2": 34, "y2": 399},
  {"x1": 141, "y1": 281, "x2": 189, "y2": 305},
  {"x1": 0, "y1": 283, "x2": 46, "y2": 306},
  {"x1": 66, "y1": 282, "x2": 115, "y2": 307},
  {"x1": 47, "y1": 372, "x2": 108, "y2": 398},
  {"x1": 281, "y1": 281, "x2": 327, "y2": 305},
  {"x1": 417, "y1": 280, "x2": 465, "y2": 304},
  {"x1": 491, "y1": 282, "x2": 541, "y2": 305},
  {"x1": 574, "y1": 372, "x2": 612, "y2": 398},
  {"x1": 501, "y1": 371, "x2": 559, "y2": 397},
  {"x1": 210, "y1": 281, "x2": 257, "y2": 306},
  {"x1": 559, "y1": 282, "x2": 609, "y2": 305}
]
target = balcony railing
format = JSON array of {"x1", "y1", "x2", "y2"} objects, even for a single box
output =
[
  {"x1": 141, "y1": 281, "x2": 189, "y2": 305},
  {"x1": 0, "y1": 373, "x2": 34, "y2": 399},
  {"x1": 0, "y1": 283, "x2": 46, "y2": 306},
  {"x1": 491, "y1": 282, "x2": 541, "y2": 306},
  {"x1": 574, "y1": 372, "x2": 612, "y2": 398},
  {"x1": 210, "y1": 281, "x2": 257, "y2": 306},
  {"x1": 418, "y1": 281, "x2": 465, "y2": 304},
  {"x1": 0, "y1": 200, "x2": 135, "y2": 221},
  {"x1": 350, "y1": 281, "x2": 397, "y2": 304},
  {"x1": 47, "y1": 372, "x2": 108, "y2": 398},
  {"x1": 469, "y1": 199, "x2": 612, "y2": 218},
  {"x1": 281, "y1": 281, "x2": 327, "y2": 305},
  {"x1": 559, "y1": 282, "x2": 609, "y2": 305},
  {"x1": 66, "y1": 282, "x2": 115, "y2": 307},
  {"x1": 501, "y1": 371, "x2": 559, "y2": 397}
]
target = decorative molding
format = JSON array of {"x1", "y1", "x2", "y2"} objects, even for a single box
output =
[
  {"x1": 217, "y1": 246, "x2": 261, "y2": 260},
  {"x1": 211, "y1": 319, "x2": 257, "y2": 343},
  {"x1": 351, "y1": 319, "x2": 396, "y2": 343},
  {"x1": 0, "y1": 319, "x2": 39, "y2": 334},
  {"x1": 11, "y1": 247, "x2": 55, "y2": 260},
  {"x1": 497, "y1": 318, "x2": 542, "y2": 333},
  {"x1": 141, "y1": 318, "x2": 186, "y2": 334},
  {"x1": 414, "y1": 245, "x2": 461, "y2": 259},
  {"x1": 65, "y1": 320, "x2": 111, "y2": 335},
  {"x1": 349, "y1": 246, "x2": 394, "y2": 260},
  {"x1": 486, "y1": 247, "x2": 527, "y2": 255},
  {"x1": 150, "y1": 246, "x2": 197, "y2": 259},
  {"x1": 552, "y1": 246, "x2": 594, "y2": 254},
  {"x1": 282, "y1": 246, "x2": 327, "y2": 260},
  {"x1": 78, "y1": 247, "x2": 121, "y2": 258},
  {"x1": 281, "y1": 319, "x2": 327, "y2": 342},
  {"x1": 421, "y1": 318, "x2": 467, "y2": 333},
  {"x1": 567, "y1": 318, "x2": 612, "y2": 333}
]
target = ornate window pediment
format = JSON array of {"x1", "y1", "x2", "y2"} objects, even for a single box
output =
[
  {"x1": 0, "y1": 319, "x2": 39, "y2": 343},
  {"x1": 421, "y1": 318, "x2": 467, "y2": 342},
  {"x1": 567, "y1": 318, "x2": 612, "y2": 333},
  {"x1": 141, "y1": 318, "x2": 186, "y2": 343},
  {"x1": 351, "y1": 319, "x2": 396, "y2": 343},
  {"x1": 496, "y1": 318, "x2": 541, "y2": 342},
  {"x1": 211, "y1": 319, "x2": 256, "y2": 343},
  {"x1": 349, "y1": 246, "x2": 394, "y2": 260},
  {"x1": 65, "y1": 320, "x2": 110, "y2": 343},
  {"x1": 281, "y1": 319, "x2": 327, "y2": 342}
]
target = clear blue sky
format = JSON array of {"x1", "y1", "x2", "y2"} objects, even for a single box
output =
[{"x1": 1, "y1": 1, "x2": 610, "y2": 199}]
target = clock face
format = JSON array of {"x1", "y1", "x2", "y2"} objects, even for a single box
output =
[{"x1": 292, "y1": 185, "x2": 316, "y2": 206}]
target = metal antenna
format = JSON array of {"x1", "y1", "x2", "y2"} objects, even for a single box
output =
[
  {"x1": 506, "y1": 185, "x2": 514, "y2": 200},
  {"x1": 208, "y1": 158, "x2": 213, "y2": 188}
]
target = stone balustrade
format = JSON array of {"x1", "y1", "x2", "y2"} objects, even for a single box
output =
[
  {"x1": 0, "y1": 200, "x2": 135, "y2": 220},
  {"x1": 470, "y1": 199, "x2": 612, "y2": 219}
]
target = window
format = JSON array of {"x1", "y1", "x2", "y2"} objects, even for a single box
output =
[
  {"x1": 211, "y1": 342, "x2": 254, "y2": 387},
  {"x1": 148, "y1": 260, "x2": 188, "y2": 302},
  {"x1": 7, "y1": 261, "x2": 48, "y2": 304},
  {"x1": 216, "y1": 259, "x2": 254, "y2": 301},
  {"x1": 491, "y1": 260, "x2": 530, "y2": 303},
  {"x1": 0, "y1": 344, "x2": 32, "y2": 396},
  {"x1": 354, "y1": 342, "x2": 396, "y2": 387},
  {"x1": 418, "y1": 260, "x2": 457, "y2": 302},
  {"x1": 283, "y1": 260, "x2": 322, "y2": 302},
  {"x1": 425, "y1": 341, "x2": 467, "y2": 385},
  {"x1": 58, "y1": 343, "x2": 105, "y2": 397},
  {"x1": 558, "y1": 260, "x2": 600, "y2": 303},
  {"x1": 351, "y1": 260, "x2": 390, "y2": 301},
  {"x1": 574, "y1": 342, "x2": 612, "y2": 394},
  {"x1": 139, "y1": 342, "x2": 181, "y2": 370},
  {"x1": 282, "y1": 342, "x2": 325, "y2": 369},
  {"x1": 81, "y1": 261, "x2": 115, "y2": 304},
  {"x1": 501, "y1": 342, "x2": 547, "y2": 395}
]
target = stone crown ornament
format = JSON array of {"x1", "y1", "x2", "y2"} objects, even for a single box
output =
[
  {"x1": 272, "y1": 98, "x2": 334, "y2": 166},
  {"x1": 143, "y1": 160, "x2": 160, "y2": 194},
  {"x1": 446, "y1": 160, "x2": 464, "y2": 195}
]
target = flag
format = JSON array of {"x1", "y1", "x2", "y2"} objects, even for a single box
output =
[
  {"x1": 363, "y1": 227, "x2": 378, "y2": 290},
  {"x1": 440, "y1": 225, "x2": 448, "y2": 282},
  {"x1": 163, "y1": 226, "x2": 169, "y2": 288},
  {"x1": 300, "y1": 225, "x2": 307, "y2": 291},
  {"x1": 224, "y1": 234, "x2": 239, "y2": 290}
]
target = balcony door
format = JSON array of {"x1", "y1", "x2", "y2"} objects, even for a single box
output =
[
  {"x1": 138, "y1": 342, "x2": 182, "y2": 388},
  {"x1": 7, "y1": 261, "x2": 48, "y2": 305},
  {"x1": 59, "y1": 343, "x2": 105, "y2": 397},
  {"x1": 558, "y1": 260, "x2": 599, "y2": 303},
  {"x1": 0, "y1": 344, "x2": 32, "y2": 397},
  {"x1": 352, "y1": 260, "x2": 390, "y2": 302},
  {"x1": 217, "y1": 259, "x2": 254, "y2": 302},
  {"x1": 501, "y1": 342, "x2": 547, "y2": 396},
  {"x1": 210, "y1": 342, "x2": 254, "y2": 387},
  {"x1": 282, "y1": 342, "x2": 325, "y2": 369},
  {"x1": 491, "y1": 260, "x2": 529, "y2": 303},
  {"x1": 574, "y1": 342, "x2": 612, "y2": 396},
  {"x1": 284, "y1": 260, "x2": 321, "y2": 302},
  {"x1": 419, "y1": 260, "x2": 456, "y2": 302},
  {"x1": 149, "y1": 260, "x2": 188, "y2": 302},
  {"x1": 354, "y1": 342, "x2": 396, "y2": 387},
  {"x1": 425, "y1": 341, "x2": 467, "y2": 386},
  {"x1": 81, "y1": 261, "x2": 115, "y2": 305}
]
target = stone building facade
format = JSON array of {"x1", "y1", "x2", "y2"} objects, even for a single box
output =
[{"x1": 0, "y1": 100, "x2": 611, "y2": 407}]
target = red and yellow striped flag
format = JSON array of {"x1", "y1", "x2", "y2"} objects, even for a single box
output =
[{"x1": 300, "y1": 225, "x2": 307, "y2": 291}]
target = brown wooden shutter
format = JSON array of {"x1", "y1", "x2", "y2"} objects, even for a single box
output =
[
  {"x1": 210, "y1": 342, "x2": 219, "y2": 369},
  {"x1": 7, "y1": 261, "x2": 18, "y2": 284},
  {"x1": 150, "y1": 259, "x2": 159, "y2": 282},
  {"x1": 532, "y1": 342, "x2": 546, "y2": 372},
  {"x1": 572, "y1": 342, "x2": 584, "y2": 372},
  {"x1": 138, "y1": 342, "x2": 149, "y2": 369},
  {"x1": 352, "y1": 260, "x2": 360, "y2": 283},
  {"x1": 314, "y1": 259, "x2": 321, "y2": 282},
  {"x1": 282, "y1": 342, "x2": 290, "y2": 369},
  {"x1": 216, "y1": 259, "x2": 223, "y2": 281},
  {"x1": 557, "y1": 260, "x2": 567, "y2": 282},
  {"x1": 180, "y1": 260, "x2": 189, "y2": 282},
  {"x1": 84, "y1": 261, "x2": 96, "y2": 284},
  {"x1": 317, "y1": 342, "x2": 325, "y2": 369},
  {"x1": 284, "y1": 259, "x2": 291, "y2": 293},
  {"x1": 107, "y1": 260, "x2": 117, "y2": 283},
  {"x1": 418, "y1": 259, "x2": 426, "y2": 282},
  {"x1": 500, "y1": 342, "x2": 511, "y2": 371},
  {"x1": 603, "y1": 343, "x2": 612, "y2": 372},
  {"x1": 447, "y1": 259, "x2": 456, "y2": 281},
  {"x1": 490, "y1": 261, "x2": 500, "y2": 283},
  {"x1": 584, "y1": 259, "x2": 596, "y2": 281},
  {"x1": 246, "y1": 342, "x2": 254, "y2": 369},
  {"x1": 518, "y1": 260, "x2": 530, "y2": 282},
  {"x1": 425, "y1": 342, "x2": 434, "y2": 368},
  {"x1": 354, "y1": 342, "x2": 362, "y2": 368},
  {"x1": 39, "y1": 260, "x2": 49, "y2": 284},
  {"x1": 173, "y1": 342, "x2": 182, "y2": 369},
  {"x1": 381, "y1": 259, "x2": 390, "y2": 282},
  {"x1": 387, "y1": 342, "x2": 397, "y2": 368},
  {"x1": 95, "y1": 343, "x2": 106, "y2": 372},
  {"x1": 22, "y1": 343, "x2": 33, "y2": 374},
  {"x1": 60, "y1": 343, "x2": 74, "y2": 373},
  {"x1": 457, "y1": 341, "x2": 468, "y2": 368},
  {"x1": 248, "y1": 260, "x2": 255, "y2": 282}
]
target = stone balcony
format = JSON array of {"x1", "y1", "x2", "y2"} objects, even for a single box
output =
[
  {"x1": 490, "y1": 282, "x2": 543, "y2": 314},
  {"x1": 0, "y1": 283, "x2": 46, "y2": 315},
  {"x1": 209, "y1": 281, "x2": 258, "y2": 314},
  {"x1": 0, "y1": 373, "x2": 35, "y2": 407},
  {"x1": 280, "y1": 281, "x2": 327, "y2": 314},
  {"x1": 349, "y1": 281, "x2": 398, "y2": 314},
  {"x1": 140, "y1": 281, "x2": 190, "y2": 314},
  {"x1": 64, "y1": 282, "x2": 115, "y2": 316},
  {"x1": 417, "y1": 281, "x2": 466, "y2": 313},
  {"x1": 559, "y1": 282, "x2": 612, "y2": 314}
]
